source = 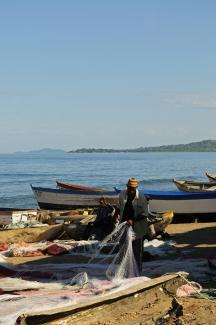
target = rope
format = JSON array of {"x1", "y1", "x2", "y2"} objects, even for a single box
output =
[{"x1": 165, "y1": 272, "x2": 216, "y2": 303}]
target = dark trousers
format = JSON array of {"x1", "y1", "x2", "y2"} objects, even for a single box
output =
[{"x1": 132, "y1": 237, "x2": 144, "y2": 275}]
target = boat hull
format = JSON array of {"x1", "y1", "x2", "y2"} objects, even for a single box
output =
[
  {"x1": 31, "y1": 186, "x2": 119, "y2": 210},
  {"x1": 32, "y1": 186, "x2": 216, "y2": 216},
  {"x1": 56, "y1": 180, "x2": 109, "y2": 192},
  {"x1": 145, "y1": 190, "x2": 216, "y2": 215},
  {"x1": 173, "y1": 178, "x2": 216, "y2": 192},
  {"x1": 206, "y1": 172, "x2": 216, "y2": 182}
]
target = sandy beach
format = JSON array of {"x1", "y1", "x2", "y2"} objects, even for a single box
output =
[{"x1": 4, "y1": 222, "x2": 215, "y2": 325}]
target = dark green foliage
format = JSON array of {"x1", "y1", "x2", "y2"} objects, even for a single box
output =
[{"x1": 68, "y1": 140, "x2": 216, "y2": 153}]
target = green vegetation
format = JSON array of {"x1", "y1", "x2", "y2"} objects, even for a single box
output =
[{"x1": 69, "y1": 140, "x2": 216, "y2": 153}]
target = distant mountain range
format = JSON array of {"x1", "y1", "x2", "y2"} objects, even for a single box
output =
[
  {"x1": 7, "y1": 140, "x2": 216, "y2": 155},
  {"x1": 69, "y1": 140, "x2": 216, "y2": 153},
  {"x1": 13, "y1": 148, "x2": 66, "y2": 155}
]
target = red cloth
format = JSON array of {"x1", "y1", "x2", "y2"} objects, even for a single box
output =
[
  {"x1": 45, "y1": 244, "x2": 68, "y2": 256},
  {"x1": 0, "y1": 243, "x2": 8, "y2": 251}
]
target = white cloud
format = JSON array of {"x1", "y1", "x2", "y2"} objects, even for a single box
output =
[{"x1": 161, "y1": 91, "x2": 216, "y2": 109}]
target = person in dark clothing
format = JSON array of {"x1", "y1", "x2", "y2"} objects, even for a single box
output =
[
  {"x1": 119, "y1": 178, "x2": 149, "y2": 274},
  {"x1": 84, "y1": 197, "x2": 118, "y2": 241},
  {"x1": 94, "y1": 197, "x2": 116, "y2": 236}
]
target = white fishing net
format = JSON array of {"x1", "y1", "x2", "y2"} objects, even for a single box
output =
[
  {"x1": 88, "y1": 222, "x2": 140, "y2": 281},
  {"x1": 68, "y1": 271, "x2": 89, "y2": 287},
  {"x1": 0, "y1": 224, "x2": 146, "y2": 325},
  {"x1": 0, "y1": 276, "x2": 149, "y2": 325}
]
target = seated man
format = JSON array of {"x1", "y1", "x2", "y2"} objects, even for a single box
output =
[
  {"x1": 153, "y1": 213, "x2": 173, "y2": 239},
  {"x1": 84, "y1": 197, "x2": 118, "y2": 240},
  {"x1": 146, "y1": 211, "x2": 173, "y2": 240}
]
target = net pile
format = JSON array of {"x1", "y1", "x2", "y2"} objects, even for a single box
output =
[
  {"x1": 0, "y1": 223, "x2": 148, "y2": 324},
  {"x1": 89, "y1": 222, "x2": 140, "y2": 281}
]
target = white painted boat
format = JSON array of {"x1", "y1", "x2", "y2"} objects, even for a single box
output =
[
  {"x1": 32, "y1": 186, "x2": 216, "y2": 216},
  {"x1": 31, "y1": 186, "x2": 119, "y2": 209},
  {"x1": 173, "y1": 178, "x2": 216, "y2": 192},
  {"x1": 143, "y1": 190, "x2": 216, "y2": 216}
]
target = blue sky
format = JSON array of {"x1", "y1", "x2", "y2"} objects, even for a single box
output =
[{"x1": 1, "y1": 1, "x2": 216, "y2": 152}]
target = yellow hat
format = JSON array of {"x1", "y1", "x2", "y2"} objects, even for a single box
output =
[{"x1": 127, "y1": 178, "x2": 138, "y2": 188}]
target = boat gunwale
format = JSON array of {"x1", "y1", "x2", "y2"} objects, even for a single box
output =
[
  {"x1": 32, "y1": 185, "x2": 216, "y2": 200},
  {"x1": 31, "y1": 185, "x2": 118, "y2": 196}
]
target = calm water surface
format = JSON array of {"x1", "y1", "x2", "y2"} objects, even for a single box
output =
[{"x1": 0, "y1": 152, "x2": 216, "y2": 208}]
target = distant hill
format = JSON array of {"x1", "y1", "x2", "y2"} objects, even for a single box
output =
[
  {"x1": 69, "y1": 140, "x2": 216, "y2": 153},
  {"x1": 14, "y1": 148, "x2": 66, "y2": 155}
]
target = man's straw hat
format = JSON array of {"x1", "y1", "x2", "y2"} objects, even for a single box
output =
[{"x1": 127, "y1": 178, "x2": 138, "y2": 188}]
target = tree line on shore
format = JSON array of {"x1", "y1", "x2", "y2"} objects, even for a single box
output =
[{"x1": 69, "y1": 140, "x2": 216, "y2": 153}]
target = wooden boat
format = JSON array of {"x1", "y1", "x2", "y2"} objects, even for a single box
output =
[
  {"x1": 205, "y1": 172, "x2": 216, "y2": 182},
  {"x1": 173, "y1": 178, "x2": 216, "y2": 192},
  {"x1": 32, "y1": 185, "x2": 216, "y2": 217},
  {"x1": 31, "y1": 186, "x2": 119, "y2": 210},
  {"x1": 0, "y1": 224, "x2": 63, "y2": 244},
  {"x1": 56, "y1": 180, "x2": 109, "y2": 192},
  {"x1": 141, "y1": 189, "x2": 216, "y2": 216}
]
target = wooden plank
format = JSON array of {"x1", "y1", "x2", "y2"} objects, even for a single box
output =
[{"x1": 19, "y1": 272, "x2": 187, "y2": 324}]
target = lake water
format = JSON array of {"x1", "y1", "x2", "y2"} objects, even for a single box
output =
[{"x1": 0, "y1": 152, "x2": 216, "y2": 208}]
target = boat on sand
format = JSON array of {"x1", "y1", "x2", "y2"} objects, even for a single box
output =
[
  {"x1": 142, "y1": 189, "x2": 216, "y2": 217},
  {"x1": 31, "y1": 185, "x2": 119, "y2": 210},
  {"x1": 206, "y1": 172, "x2": 216, "y2": 182},
  {"x1": 31, "y1": 185, "x2": 216, "y2": 218},
  {"x1": 56, "y1": 180, "x2": 109, "y2": 192},
  {"x1": 173, "y1": 178, "x2": 216, "y2": 192}
]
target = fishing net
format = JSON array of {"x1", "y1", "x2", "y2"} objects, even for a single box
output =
[
  {"x1": 0, "y1": 224, "x2": 146, "y2": 325},
  {"x1": 69, "y1": 271, "x2": 89, "y2": 287},
  {"x1": 88, "y1": 222, "x2": 140, "y2": 281}
]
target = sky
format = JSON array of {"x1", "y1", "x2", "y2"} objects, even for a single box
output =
[{"x1": 1, "y1": 0, "x2": 216, "y2": 153}]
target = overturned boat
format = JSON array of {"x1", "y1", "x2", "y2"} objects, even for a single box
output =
[{"x1": 173, "y1": 178, "x2": 216, "y2": 192}]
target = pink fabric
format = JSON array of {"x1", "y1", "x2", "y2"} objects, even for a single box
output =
[
  {"x1": 12, "y1": 250, "x2": 45, "y2": 257},
  {"x1": 176, "y1": 283, "x2": 201, "y2": 297}
]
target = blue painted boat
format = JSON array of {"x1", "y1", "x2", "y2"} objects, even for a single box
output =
[
  {"x1": 32, "y1": 183, "x2": 216, "y2": 216},
  {"x1": 140, "y1": 189, "x2": 216, "y2": 216}
]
